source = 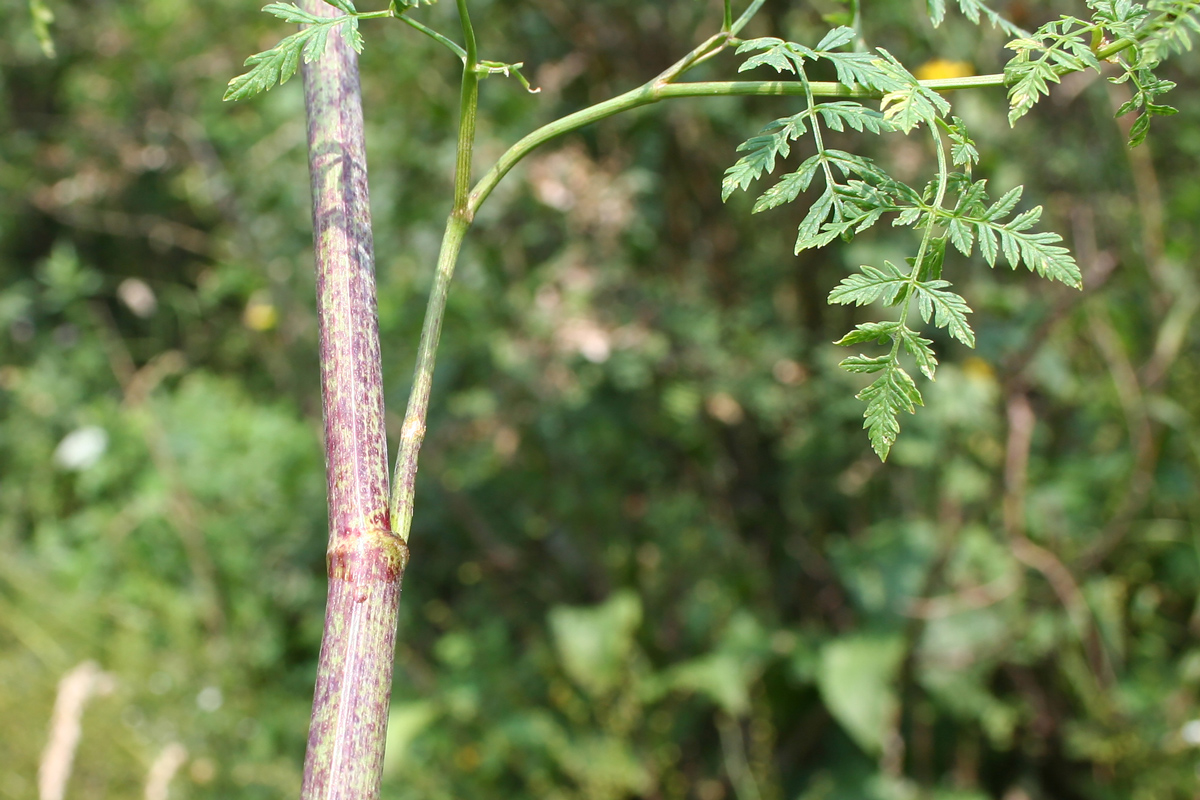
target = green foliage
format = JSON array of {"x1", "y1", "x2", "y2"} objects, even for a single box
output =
[
  {"x1": 722, "y1": 0, "x2": 1192, "y2": 457},
  {"x1": 1112, "y1": 64, "x2": 1179, "y2": 145},
  {"x1": 1003, "y1": 0, "x2": 1196, "y2": 139},
  {"x1": 549, "y1": 590, "x2": 642, "y2": 697},
  {"x1": 27, "y1": 0, "x2": 54, "y2": 57},
  {"x1": 5, "y1": 1, "x2": 1200, "y2": 799},
  {"x1": 924, "y1": 0, "x2": 1027, "y2": 35},
  {"x1": 817, "y1": 635, "x2": 905, "y2": 755},
  {"x1": 723, "y1": 26, "x2": 1072, "y2": 457}
]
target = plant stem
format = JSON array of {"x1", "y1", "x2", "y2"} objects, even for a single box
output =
[
  {"x1": 895, "y1": 124, "x2": 951, "y2": 339},
  {"x1": 465, "y1": 19, "x2": 1162, "y2": 213},
  {"x1": 731, "y1": 0, "x2": 767, "y2": 36},
  {"x1": 467, "y1": 73, "x2": 1002, "y2": 212},
  {"x1": 396, "y1": 14, "x2": 468, "y2": 61},
  {"x1": 298, "y1": 1, "x2": 408, "y2": 797},
  {"x1": 388, "y1": 0, "x2": 480, "y2": 537}
]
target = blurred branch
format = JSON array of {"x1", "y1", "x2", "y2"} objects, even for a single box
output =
[
  {"x1": 717, "y1": 713, "x2": 763, "y2": 800},
  {"x1": 38, "y1": 662, "x2": 116, "y2": 800},
  {"x1": 1004, "y1": 393, "x2": 1115, "y2": 689},
  {"x1": 143, "y1": 743, "x2": 188, "y2": 800},
  {"x1": 29, "y1": 196, "x2": 211, "y2": 256},
  {"x1": 903, "y1": 572, "x2": 1019, "y2": 619},
  {"x1": 1142, "y1": 288, "x2": 1199, "y2": 388},
  {"x1": 1076, "y1": 305, "x2": 1158, "y2": 569}
]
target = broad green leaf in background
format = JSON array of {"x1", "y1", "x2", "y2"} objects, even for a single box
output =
[
  {"x1": 817, "y1": 634, "x2": 905, "y2": 755},
  {"x1": 548, "y1": 590, "x2": 642, "y2": 697},
  {"x1": 382, "y1": 701, "x2": 439, "y2": 775},
  {"x1": 659, "y1": 611, "x2": 773, "y2": 715}
]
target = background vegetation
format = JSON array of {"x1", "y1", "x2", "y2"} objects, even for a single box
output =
[{"x1": 2, "y1": 0, "x2": 1199, "y2": 798}]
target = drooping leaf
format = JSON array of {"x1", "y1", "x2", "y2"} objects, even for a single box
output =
[
  {"x1": 816, "y1": 102, "x2": 898, "y2": 134},
  {"x1": 896, "y1": 324, "x2": 939, "y2": 380},
  {"x1": 752, "y1": 154, "x2": 823, "y2": 212},
  {"x1": 913, "y1": 281, "x2": 975, "y2": 347},
  {"x1": 263, "y1": 1, "x2": 323, "y2": 23},
  {"x1": 722, "y1": 113, "x2": 812, "y2": 200},
  {"x1": 821, "y1": 51, "x2": 906, "y2": 91},
  {"x1": 815, "y1": 26, "x2": 858, "y2": 52},
  {"x1": 952, "y1": 0, "x2": 1027, "y2": 35},
  {"x1": 840, "y1": 354, "x2": 894, "y2": 373},
  {"x1": 835, "y1": 320, "x2": 901, "y2": 347},
  {"x1": 927, "y1": 0, "x2": 947, "y2": 27},
  {"x1": 829, "y1": 261, "x2": 910, "y2": 308},
  {"x1": 854, "y1": 359, "x2": 923, "y2": 460},
  {"x1": 1003, "y1": 16, "x2": 1102, "y2": 124},
  {"x1": 945, "y1": 116, "x2": 979, "y2": 166}
]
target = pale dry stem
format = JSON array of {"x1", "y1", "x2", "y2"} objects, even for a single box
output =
[
  {"x1": 144, "y1": 743, "x2": 189, "y2": 800},
  {"x1": 38, "y1": 661, "x2": 117, "y2": 800}
]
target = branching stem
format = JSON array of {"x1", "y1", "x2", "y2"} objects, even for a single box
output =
[
  {"x1": 384, "y1": 0, "x2": 1153, "y2": 540},
  {"x1": 468, "y1": 74, "x2": 1003, "y2": 213}
]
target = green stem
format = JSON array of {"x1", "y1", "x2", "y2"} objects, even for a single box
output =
[
  {"x1": 799, "y1": 67, "x2": 841, "y2": 221},
  {"x1": 454, "y1": 0, "x2": 479, "y2": 211},
  {"x1": 456, "y1": 0, "x2": 479, "y2": 69},
  {"x1": 655, "y1": 32, "x2": 730, "y2": 83},
  {"x1": 467, "y1": 73, "x2": 1004, "y2": 214},
  {"x1": 396, "y1": 14, "x2": 468, "y2": 61},
  {"x1": 464, "y1": 27, "x2": 1158, "y2": 215},
  {"x1": 730, "y1": 0, "x2": 767, "y2": 36},
  {"x1": 389, "y1": 215, "x2": 470, "y2": 538},
  {"x1": 1096, "y1": 36, "x2": 1138, "y2": 61},
  {"x1": 847, "y1": 0, "x2": 866, "y2": 51},
  {"x1": 893, "y1": 124, "x2": 950, "y2": 355},
  {"x1": 389, "y1": 0, "x2": 480, "y2": 536}
]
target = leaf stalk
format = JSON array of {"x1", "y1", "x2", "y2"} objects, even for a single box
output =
[{"x1": 388, "y1": 0, "x2": 480, "y2": 537}]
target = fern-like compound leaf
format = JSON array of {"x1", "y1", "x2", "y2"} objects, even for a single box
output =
[
  {"x1": 875, "y1": 50, "x2": 951, "y2": 132},
  {"x1": 225, "y1": 9, "x2": 363, "y2": 101},
  {"x1": 721, "y1": 114, "x2": 811, "y2": 200},
  {"x1": 829, "y1": 261, "x2": 910, "y2": 308}
]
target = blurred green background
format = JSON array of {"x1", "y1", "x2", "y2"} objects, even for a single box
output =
[{"x1": 3, "y1": 0, "x2": 1200, "y2": 798}]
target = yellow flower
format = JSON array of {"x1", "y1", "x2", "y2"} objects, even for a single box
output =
[
  {"x1": 915, "y1": 59, "x2": 975, "y2": 81},
  {"x1": 243, "y1": 292, "x2": 278, "y2": 331}
]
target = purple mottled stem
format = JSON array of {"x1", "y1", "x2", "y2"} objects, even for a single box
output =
[{"x1": 298, "y1": 1, "x2": 409, "y2": 798}]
